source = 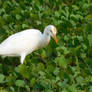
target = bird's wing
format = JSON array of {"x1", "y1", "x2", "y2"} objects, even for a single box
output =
[{"x1": 0, "y1": 29, "x2": 42, "y2": 55}]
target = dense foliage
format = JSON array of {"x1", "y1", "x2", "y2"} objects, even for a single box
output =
[{"x1": 0, "y1": 0, "x2": 92, "y2": 92}]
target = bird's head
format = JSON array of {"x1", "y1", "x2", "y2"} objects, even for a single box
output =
[{"x1": 44, "y1": 25, "x2": 58, "y2": 44}]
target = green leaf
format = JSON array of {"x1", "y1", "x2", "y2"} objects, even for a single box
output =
[
  {"x1": 16, "y1": 14, "x2": 21, "y2": 20},
  {"x1": 25, "y1": 85, "x2": 30, "y2": 92},
  {"x1": 37, "y1": 20, "x2": 41, "y2": 25},
  {"x1": 30, "y1": 78, "x2": 36, "y2": 87},
  {"x1": 72, "y1": 5, "x2": 79, "y2": 10},
  {"x1": 57, "y1": 81, "x2": 62, "y2": 87},
  {"x1": 89, "y1": 86, "x2": 92, "y2": 92},
  {"x1": 76, "y1": 76, "x2": 84, "y2": 84},
  {"x1": 0, "y1": 89, "x2": 7, "y2": 92},
  {"x1": 82, "y1": 3, "x2": 89, "y2": 9},
  {"x1": 15, "y1": 80, "x2": 26, "y2": 87},
  {"x1": 68, "y1": 85, "x2": 77, "y2": 92},
  {"x1": 0, "y1": 17, "x2": 5, "y2": 26},
  {"x1": 56, "y1": 55, "x2": 67, "y2": 68},
  {"x1": 0, "y1": 74, "x2": 5, "y2": 83},
  {"x1": 88, "y1": 34, "x2": 92, "y2": 46},
  {"x1": 0, "y1": 0, "x2": 2, "y2": 6},
  {"x1": 55, "y1": 11, "x2": 60, "y2": 17},
  {"x1": 9, "y1": 86, "x2": 15, "y2": 92},
  {"x1": 22, "y1": 24, "x2": 28, "y2": 29},
  {"x1": 44, "y1": 89, "x2": 53, "y2": 92},
  {"x1": 15, "y1": 67, "x2": 20, "y2": 73},
  {"x1": 39, "y1": 71, "x2": 45, "y2": 76},
  {"x1": 62, "y1": 89, "x2": 68, "y2": 92},
  {"x1": 19, "y1": 65, "x2": 30, "y2": 79},
  {"x1": 47, "y1": 64, "x2": 55, "y2": 73},
  {"x1": 41, "y1": 49, "x2": 46, "y2": 58},
  {"x1": 6, "y1": 74, "x2": 16, "y2": 86},
  {"x1": 85, "y1": 22, "x2": 92, "y2": 33},
  {"x1": 53, "y1": 67, "x2": 60, "y2": 76},
  {"x1": 37, "y1": 63, "x2": 45, "y2": 71}
]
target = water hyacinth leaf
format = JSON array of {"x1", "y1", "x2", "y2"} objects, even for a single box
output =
[
  {"x1": 88, "y1": 34, "x2": 92, "y2": 46},
  {"x1": 89, "y1": 86, "x2": 92, "y2": 92},
  {"x1": 68, "y1": 85, "x2": 77, "y2": 92},
  {"x1": 22, "y1": 24, "x2": 28, "y2": 29},
  {"x1": 0, "y1": 90, "x2": 7, "y2": 92},
  {"x1": 53, "y1": 67, "x2": 60, "y2": 76},
  {"x1": 85, "y1": 22, "x2": 92, "y2": 33},
  {"x1": 62, "y1": 89, "x2": 68, "y2": 92},
  {"x1": 30, "y1": 78, "x2": 36, "y2": 87},
  {"x1": 41, "y1": 49, "x2": 46, "y2": 58},
  {"x1": 15, "y1": 80, "x2": 26, "y2": 87},
  {"x1": 9, "y1": 86, "x2": 15, "y2": 92},
  {"x1": 16, "y1": 14, "x2": 21, "y2": 20},
  {"x1": 19, "y1": 64, "x2": 30, "y2": 79},
  {"x1": 89, "y1": 4, "x2": 92, "y2": 13},
  {"x1": 72, "y1": 5, "x2": 79, "y2": 10},
  {"x1": 37, "y1": 63, "x2": 45, "y2": 71},
  {"x1": 55, "y1": 55, "x2": 67, "y2": 68},
  {"x1": 0, "y1": 0, "x2": 2, "y2": 6},
  {"x1": 44, "y1": 89, "x2": 53, "y2": 92},
  {"x1": 86, "y1": 14, "x2": 92, "y2": 21},
  {"x1": 0, "y1": 74, "x2": 5, "y2": 83}
]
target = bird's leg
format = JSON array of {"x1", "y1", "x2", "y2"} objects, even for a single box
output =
[{"x1": 20, "y1": 54, "x2": 26, "y2": 64}]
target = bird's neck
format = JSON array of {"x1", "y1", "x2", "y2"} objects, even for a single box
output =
[{"x1": 41, "y1": 32, "x2": 50, "y2": 47}]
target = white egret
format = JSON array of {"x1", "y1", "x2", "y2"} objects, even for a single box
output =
[{"x1": 0, "y1": 25, "x2": 57, "y2": 64}]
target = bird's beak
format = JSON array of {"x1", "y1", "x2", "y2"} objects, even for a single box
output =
[{"x1": 52, "y1": 31, "x2": 58, "y2": 44}]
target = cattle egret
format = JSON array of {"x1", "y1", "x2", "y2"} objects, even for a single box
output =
[{"x1": 0, "y1": 25, "x2": 57, "y2": 64}]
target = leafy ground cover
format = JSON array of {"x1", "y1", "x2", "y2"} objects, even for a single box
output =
[{"x1": 0, "y1": 0, "x2": 92, "y2": 92}]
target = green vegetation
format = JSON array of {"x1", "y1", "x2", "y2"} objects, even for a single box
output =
[{"x1": 0, "y1": 0, "x2": 92, "y2": 92}]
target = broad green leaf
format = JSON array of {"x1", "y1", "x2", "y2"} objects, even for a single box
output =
[
  {"x1": 53, "y1": 67, "x2": 60, "y2": 76},
  {"x1": 9, "y1": 86, "x2": 15, "y2": 92},
  {"x1": 25, "y1": 85, "x2": 30, "y2": 92},
  {"x1": 22, "y1": 24, "x2": 28, "y2": 29},
  {"x1": 89, "y1": 86, "x2": 92, "y2": 92},
  {"x1": 19, "y1": 65, "x2": 30, "y2": 79},
  {"x1": 88, "y1": 34, "x2": 92, "y2": 46},
  {"x1": 44, "y1": 89, "x2": 53, "y2": 92},
  {"x1": 16, "y1": 14, "x2": 21, "y2": 20},
  {"x1": 55, "y1": 11, "x2": 60, "y2": 17},
  {"x1": 0, "y1": 0, "x2": 2, "y2": 6},
  {"x1": 15, "y1": 80, "x2": 26, "y2": 87},
  {"x1": 85, "y1": 22, "x2": 92, "y2": 33},
  {"x1": 57, "y1": 81, "x2": 62, "y2": 87},
  {"x1": 76, "y1": 76, "x2": 84, "y2": 84},
  {"x1": 82, "y1": 3, "x2": 89, "y2": 9},
  {"x1": 0, "y1": 89, "x2": 7, "y2": 92},
  {"x1": 86, "y1": 14, "x2": 92, "y2": 20},
  {"x1": 0, "y1": 74, "x2": 5, "y2": 83},
  {"x1": 56, "y1": 55, "x2": 67, "y2": 68},
  {"x1": 37, "y1": 63, "x2": 45, "y2": 71},
  {"x1": 62, "y1": 89, "x2": 68, "y2": 92},
  {"x1": 47, "y1": 64, "x2": 55, "y2": 73},
  {"x1": 30, "y1": 78, "x2": 36, "y2": 87},
  {"x1": 41, "y1": 49, "x2": 46, "y2": 58},
  {"x1": 0, "y1": 17, "x2": 5, "y2": 26},
  {"x1": 39, "y1": 71, "x2": 45, "y2": 76},
  {"x1": 37, "y1": 20, "x2": 41, "y2": 25},
  {"x1": 72, "y1": 5, "x2": 79, "y2": 10},
  {"x1": 68, "y1": 85, "x2": 77, "y2": 92}
]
